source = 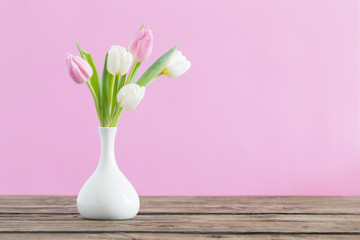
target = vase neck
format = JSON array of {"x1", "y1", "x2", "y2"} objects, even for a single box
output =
[{"x1": 98, "y1": 127, "x2": 117, "y2": 168}]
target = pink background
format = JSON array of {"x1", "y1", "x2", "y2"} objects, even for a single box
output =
[{"x1": 0, "y1": 0, "x2": 359, "y2": 195}]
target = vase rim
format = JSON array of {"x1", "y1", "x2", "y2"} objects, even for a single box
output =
[{"x1": 98, "y1": 127, "x2": 117, "y2": 129}]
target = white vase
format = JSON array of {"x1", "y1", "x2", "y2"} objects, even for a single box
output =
[{"x1": 77, "y1": 127, "x2": 140, "y2": 219}]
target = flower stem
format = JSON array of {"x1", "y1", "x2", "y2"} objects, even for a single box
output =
[
  {"x1": 109, "y1": 75, "x2": 126, "y2": 124},
  {"x1": 109, "y1": 75, "x2": 117, "y2": 121},
  {"x1": 86, "y1": 80, "x2": 102, "y2": 125},
  {"x1": 126, "y1": 61, "x2": 142, "y2": 84},
  {"x1": 110, "y1": 107, "x2": 123, "y2": 127}
]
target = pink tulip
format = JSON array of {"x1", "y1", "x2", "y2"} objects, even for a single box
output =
[
  {"x1": 65, "y1": 53, "x2": 93, "y2": 84},
  {"x1": 128, "y1": 28, "x2": 153, "y2": 62}
]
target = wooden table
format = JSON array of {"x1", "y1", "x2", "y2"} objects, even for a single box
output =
[{"x1": 0, "y1": 196, "x2": 359, "y2": 239}]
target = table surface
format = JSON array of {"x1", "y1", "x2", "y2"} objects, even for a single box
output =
[{"x1": 0, "y1": 196, "x2": 359, "y2": 239}]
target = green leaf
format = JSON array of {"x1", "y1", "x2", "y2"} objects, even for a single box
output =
[
  {"x1": 126, "y1": 61, "x2": 142, "y2": 84},
  {"x1": 100, "y1": 53, "x2": 115, "y2": 127},
  {"x1": 137, "y1": 45, "x2": 178, "y2": 87},
  {"x1": 76, "y1": 42, "x2": 100, "y2": 99},
  {"x1": 86, "y1": 81, "x2": 101, "y2": 124},
  {"x1": 76, "y1": 42, "x2": 103, "y2": 126},
  {"x1": 118, "y1": 74, "x2": 126, "y2": 90}
]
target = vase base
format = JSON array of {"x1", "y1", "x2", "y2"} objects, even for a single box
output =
[{"x1": 77, "y1": 201, "x2": 139, "y2": 220}]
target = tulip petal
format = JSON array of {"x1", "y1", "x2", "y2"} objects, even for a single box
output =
[
  {"x1": 73, "y1": 56, "x2": 93, "y2": 79},
  {"x1": 117, "y1": 83, "x2": 145, "y2": 110},
  {"x1": 107, "y1": 45, "x2": 133, "y2": 75},
  {"x1": 162, "y1": 50, "x2": 191, "y2": 78},
  {"x1": 129, "y1": 28, "x2": 153, "y2": 62},
  {"x1": 68, "y1": 60, "x2": 87, "y2": 84},
  {"x1": 135, "y1": 32, "x2": 153, "y2": 62},
  {"x1": 129, "y1": 29, "x2": 144, "y2": 55},
  {"x1": 107, "y1": 46, "x2": 120, "y2": 75}
]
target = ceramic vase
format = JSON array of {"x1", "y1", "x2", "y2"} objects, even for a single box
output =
[{"x1": 77, "y1": 127, "x2": 140, "y2": 219}]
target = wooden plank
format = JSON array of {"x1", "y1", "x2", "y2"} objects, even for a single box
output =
[
  {"x1": 0, "y1": 233, "x2": 359, "y2": 240},
  {"x1": 1, "y1": 214, "x2": 360, "y2": 233},
  {"x1": 0, "y1": 196, "x2": 75, "y2": 214},
  {"x1": 140, "y1": 196, "x2": 360, "y2": 214},
  {"x1": 0, "y1": 196, "x2": 359, "y2": 214}
]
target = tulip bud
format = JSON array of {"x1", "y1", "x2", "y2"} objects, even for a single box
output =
[
  {"x1": 65, "y1": 53, "x2": 93, "y2": 84},
  {"x1": 128, "y1": 28, "x2": 153, "y2": 62},
  {"x1": 117, "y1": 84, "x2": 145, "y2": 110},
  {"x1": 162, "y1": 50, "x2": 191, "y2": 78},
  {"x1": 107, "y1": 45, "x2": 133, "y2": 76}
]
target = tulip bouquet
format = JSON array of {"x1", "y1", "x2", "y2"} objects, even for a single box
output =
[{"x1": 66, "y1": 25, "x2": 191, "y2": 127}]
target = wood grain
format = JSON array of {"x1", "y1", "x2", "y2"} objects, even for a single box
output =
[
  {"x1": 1, "y1": 213, "x2": 360, "y2": 233},
  {"x1": 0, "y1": 233, "x2": 360, "y2": 240},
  {"x1": 0, "y1": 196, "x2": 359, "y2": 239},
  {"x1": 0, "y1": 196, "x2": 359, "y2": 214}
]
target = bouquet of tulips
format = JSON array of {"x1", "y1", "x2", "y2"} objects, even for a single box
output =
[{"x1": 66, "y1": 25, "x2": 191, "y2": 127}]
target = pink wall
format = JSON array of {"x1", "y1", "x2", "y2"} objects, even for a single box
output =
[{"x1": 0, "y1": 0, "x2": 359, "y2": 195}]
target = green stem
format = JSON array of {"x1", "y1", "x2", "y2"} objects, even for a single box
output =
[
  {"x1": 109, "y1": 74, "x2": 126, "y2": 124},
  {"x1": 105, "y1": 75, "x2": 115, "y2": 126},
  {"x1": 86, "y1": 80, "x2": 102, "y2": 125},
  {"x1": 126, "y1": 61, "x2": 142, "y2": 84},
  {"x1": 110, "y1": 107, "x2": 123, "y2": 127},
  {"x1": 108, "y1": 75, "x2": 116, "y2": 121}
]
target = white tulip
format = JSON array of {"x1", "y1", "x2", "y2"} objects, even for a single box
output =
[
  {"x1": 162, "y1": 50, "x2": 191, "y2": 78},
  {"x1": 107, "y1": 45, "x2": 133, "y2": 76},
  {"x1": 117, "y1": 84, "x2": 145, "y2": 110}
]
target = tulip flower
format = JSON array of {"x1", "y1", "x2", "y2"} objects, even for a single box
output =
[
  {"x1": 65, "y1": 53, "x2": 93, "y2": 84},
  {"x1": 129, "y1": 27, "x2": 153, "y2": 62},
  {"x1": 107, "y1": 45, "x2": 133, "y2": 76},
  {"x1": 117, "y1": 84, "x2": 145, "y2": 110},
  {"x1": 162, "y1": 50, "x2": 191, "y2": 78}
]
